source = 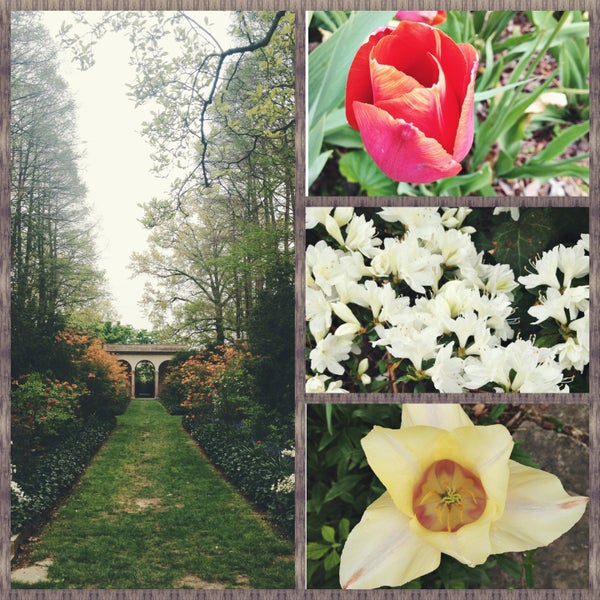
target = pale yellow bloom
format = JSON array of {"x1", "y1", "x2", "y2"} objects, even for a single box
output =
[{"x1": 339, "y1": 404, "x2": 588, "y2": 589}]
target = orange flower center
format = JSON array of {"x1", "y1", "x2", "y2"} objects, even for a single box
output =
[{"x1": 413, "y1": 459, "x2": 486, "y2": 532}]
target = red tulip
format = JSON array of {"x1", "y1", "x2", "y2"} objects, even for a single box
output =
[
  {"x1": 395, "y1": 11, "x2": 447, "y2": 25},
  {"x1": 346, "y1": 21, "x2": 478, "y2": 184}
]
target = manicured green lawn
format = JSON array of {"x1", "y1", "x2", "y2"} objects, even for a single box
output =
[{"x1": 12, "y1": 400, "x2": 294, "y2": 589}]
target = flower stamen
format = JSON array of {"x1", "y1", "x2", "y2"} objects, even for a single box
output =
[{"x1": 413, "y1": 459, "x2": 486, "y2": 532}]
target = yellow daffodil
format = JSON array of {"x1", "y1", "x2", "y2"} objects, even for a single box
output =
[{"x1": 339, "y1": 404, "x2": 588, "y2": 589}]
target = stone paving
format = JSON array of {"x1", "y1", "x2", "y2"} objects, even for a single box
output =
[{"x1": 487, "y1": 403, "x2": 589, "y2": 589}]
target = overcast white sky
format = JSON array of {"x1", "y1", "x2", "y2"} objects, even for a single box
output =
[{"x1": 40, "y1": 11, "x2": 233, "y2": 331}]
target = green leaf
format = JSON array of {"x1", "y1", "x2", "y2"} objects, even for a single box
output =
[
  {"x1": 306, "y1": 542, "x2": 332, "y2": 560},
  {"x1": 325, "y1": 404, "x2": 333, "y2": 436},
  {"x1": 324, "y1": 474, "x2": 365, "y2": 503},
  {"x1": 338, "y1": 150, "x2": 397, "y2": 196},
  {"x1": 510, "y1": 440, "x2": 541, "y2": 469},
  {"x1": 434, "y1": 163, "x2": 493, "y2": 196},
  {"x1": 308, "y1": 115, "x2": 332, "y2": 187},
  {"x1": 474, "y1": 78, "x2": 538, "y2": 103},
  {"x1": 321, "y1": 524, "x2": 336, "y2": 543},
  {"x1": 338, "y1": 517, "x2": 350, "y2": 541},
  {"x1": 308, "y1": 11, "x2": 396, "y2": 125},
  {"x1": 308, "y1": 151, "x2": 332, "y2": 188},
  {"x1": 491, "y1": 208, "x2": 554, "y2": 274},
  {"x1": 495, "y1": 554, "x2": 523, "y2": 579},
  {"x1": 323, "y1": 548, "x2": 341, "y2": 572},
  {"x1": 528, "y1": 122, "x2": 589, "y2": 164},
  {"x1": 323, "y1": 108, "x2": 363, "y2": 149},
  {"x1": 502, "y1": 156, "x2": 589, "y2": 182}
]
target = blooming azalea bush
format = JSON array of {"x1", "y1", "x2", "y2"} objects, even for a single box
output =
[
  {"x1": 308, "y1": 10, "x2": 589, "y2": 196},
  {"x1": 161, "y1": 344, "x2": 258, "y2": 424},
  {"x1": 11, "y1": 373, "x2": 85, "y2": 455},
  {"x1": 306, "y1": 207, "x2": 588, "y2": 393},
  {"x1": 307, "y1": 404, "x2": 588, "y2": 589},
  {"x1": 11, "y1": 327, "x2": 130, "y2": 536}
]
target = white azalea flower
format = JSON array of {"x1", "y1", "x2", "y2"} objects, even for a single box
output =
[
  {"x1": 463, "y1": 339, "x2": 567, "y2": 393},
  {"x1": 557, "y1": 243, "x2": 588, "y2": 288},
  {"x1": 378, "y1": 207, "x2": 442, "y2": 235},
  {"x1": 305, "y1": 374, "x2": 349, "y2": 393},
  {"x1": 518, "y1": 247, "x2": 561, "y2": 289},
  {"x1": 343, "y1": 213, "x2": 382, "y2": 258},
  {"x1": 425, "y1": 342, "x2": 465, "y2": 393},
  {"x1": 306, "y1": 287, "x2": 332, "y2": 342},
  {"x1": 309, "y1": 332, "x2": 354, "y2": 376},
  {"x1": 305, "y1": 206, "x2": 333, "y2": 229}
]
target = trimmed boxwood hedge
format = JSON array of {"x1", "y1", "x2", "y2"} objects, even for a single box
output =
[
  {"x1": 11, "y1": 416, "x2": 116, "y2": 534},
  {"x1": 183, "y1": 415, "x2": 294, "y2": 539}
]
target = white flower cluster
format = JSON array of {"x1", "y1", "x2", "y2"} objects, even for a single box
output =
[
  {"x1": 306, "y1": 207, "x2": 588, "y2": 393},
  {"x1": 281, "y1": 447, "x2": 295, "y2": 459},
  {"x1": 10, "y1": 464, "x2": 29, "y2": 504},
  {"x1": 518, "y1": 235, "x2": 589, "y2": 373},
  {"x1": 272, "y1": 473, "x2": 295, "y2": 494}
]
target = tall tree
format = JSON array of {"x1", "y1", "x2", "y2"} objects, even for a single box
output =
[
  {"x1": 60, "y1": 11, "x2": 294, "y2": 345},
  {"x1": 11, "y1": 12, "x2": 108, "y2": 374}
]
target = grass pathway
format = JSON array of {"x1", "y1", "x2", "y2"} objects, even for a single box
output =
[{"x1": 12, "y1": 400, "x2": 294, "y2": 589}]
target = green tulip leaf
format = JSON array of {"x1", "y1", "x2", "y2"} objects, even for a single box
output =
[{"x1": 338, "y1": 150, "x2": 397, "y2": 196}]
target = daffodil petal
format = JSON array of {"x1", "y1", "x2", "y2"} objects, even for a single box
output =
[
  {"x1": 446, "y1": 425, "x2": 513, "y2": 517},
  {"x1": 410, "y1": 512, "x2": 494, "y2": 567},
  {"x1": 489, "y1": 460, "x2": 588, "y2": 554},
  {"x1": 401, "y1": 403, "x2": 474, "y2": 430},
  {"x1": 361, "y1": 425, "x2": 449, "y2": 516},
  {"x1": 340, "y1": 492, "x2": 441, "y2": 589}
]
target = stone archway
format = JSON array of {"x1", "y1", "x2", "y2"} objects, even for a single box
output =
[
  {"x1": 104, "y1": 344, "x2": 188, "y2": 399},
  {"x1": 134, "y1": 360, "x2": 155, "y2": 398}
]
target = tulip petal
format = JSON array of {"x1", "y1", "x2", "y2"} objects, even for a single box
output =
[
  {"x1": 452, "y1": 45, "x2": 478, "y2": 161},
  {"x1": 345, "y1": 26, "x2": 396, "y2": 129},
  {"x1": 353, "y1": 102, "x2": 462, "y2": 183},
  {"x1": 374, "y1": 28, "x2": 441, "y2": 88},
  {"x1": 370, "y1": 62, "x2": 423, "y2": 104},
  {"x1": 340, "y1": 491, "x2": 441, "y2": 589},
  {"x1": 489, "y1": 460, "x2": 588, "y2": 554},
  {"x1": 447, "y1": 424, "x2": 513, "y2": 516},
  {"x1": 373, "y1": 55, "x2": 460, "y2": 155},
  {"x1": 401, "y1": 403, "x2": 474, "y2": 430}
]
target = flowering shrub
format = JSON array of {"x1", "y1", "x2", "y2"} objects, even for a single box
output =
[
  {"x1": 162, "y1": 344, "x2": 257, "y2": 424},
  {"x1": 306, "y1": 207, "x2": 588, "y2": 393},
  {"x1": 11, "y1": 372, "x2": 85, "y2": 455},
  {"x1": 184, "y1": 415, "x2": 294, "y2": 538},
  {"x1": 54, "y1": 328, "x2": 130, "y2": 416}
]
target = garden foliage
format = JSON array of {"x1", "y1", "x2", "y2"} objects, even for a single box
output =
[
  {"x1": 184, "y1": 415, "x2": 294, "y2": 539},
  {"x1": 11, "y1": 416, "x2": 116, "y2": 534},
  {"x1": 160, "y1": 343, "x2": 295, "y2": 538},
  {"x1": 11, "y1": 326, "x2": 130, "y2": 535}
]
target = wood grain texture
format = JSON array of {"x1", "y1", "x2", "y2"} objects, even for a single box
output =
[{"x1": 2, "y1": 0, "x2": 598, "y2": 597}]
